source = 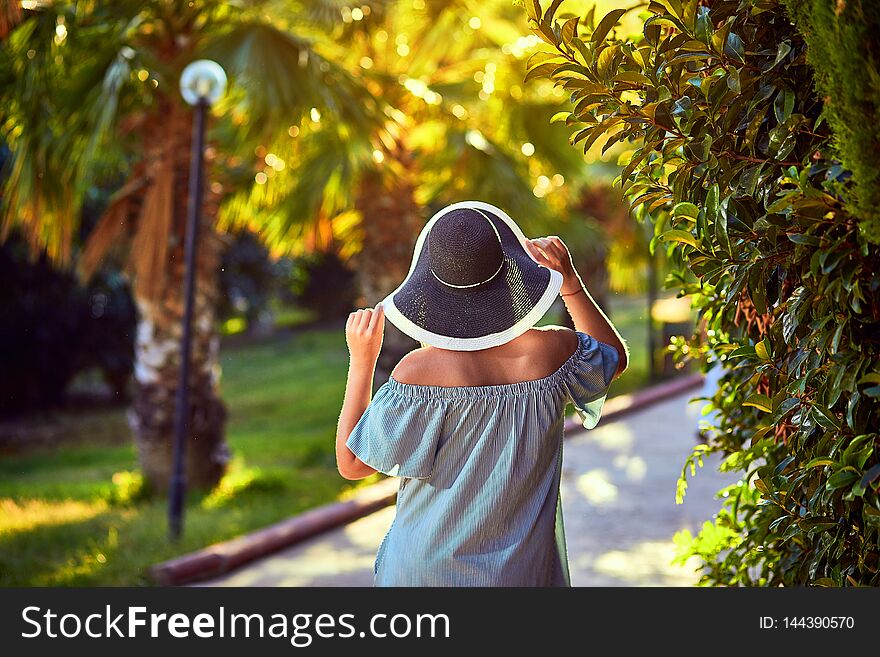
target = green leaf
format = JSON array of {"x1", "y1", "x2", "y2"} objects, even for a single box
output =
[
  {"x1": 774, "y1": 88, "x2": 794, "y2": 124},
  {"x1": 724, "y1": 32, "x2": 745, "y2": 63},
  {"x1": 524, "y1": 61, "x2": 561, "y2": 83},
  {"x1": 659, "y1": 229, "x2": 698, "y2": 248},
  {"x1": 526, "y1": 51, "x2": 566, "y2": 69},
  {"x1": 743, "y1": 394, "x2": 772, "y2": 412},
  {"x1": 744, "y1": 106, "x2": 768, "y2": 157},
  {"x1": 826, "y1": 471, "x2": 859, "y2": 490},
  {"x1": 672, "y1": 202, "x2": 699, "y2": 219},
  {"x1": 860, "y1": 464, "x2": 880, "y2": 489},
  {"x1": 694, "y1": 5, "x2": 712, "y2": 43},
  {"x1": 705, "y1": 183, "x2": 720, "y2": 226},
  {"x1": 798, "y1": 517, "x2": 838, "y2": 532},
  {"x1": 550, "y1": 111, "x2": 571, "y2": 123},
  {"x1": 591, "y1": 8, "x2": 627, "y2": 43},
  {"x1": 613, "y1": 71, "x2": 652, "y2": 85},
  {"x1": 748, "y1": 265, "x2": 767, "y2": 314},
  {"x1": 561, "y1": 16, "x2": 580, "y2": 44}
]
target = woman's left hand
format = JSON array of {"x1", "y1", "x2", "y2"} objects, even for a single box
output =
[{"x1": 346, "y1": 303, "x2": 385, "y2": 367}]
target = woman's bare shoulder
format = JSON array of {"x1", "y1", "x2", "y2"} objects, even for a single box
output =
[
  {"x1": 530, "y1": 325, "x2": 579, "y2": 357},
  {"x1": 390, "y1": 327, "x2": 578, "y2": 386},
  {"x1": 389, "y1": 347, "x2": 433, "y2": 385}
]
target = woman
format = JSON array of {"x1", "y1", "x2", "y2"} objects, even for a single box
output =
[{"x1": 336, "y1": 201, "x2": 628, "y2": 586}]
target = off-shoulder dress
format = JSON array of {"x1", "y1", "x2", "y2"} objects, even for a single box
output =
[{"x1": 345, "y1": 330, "x2": 620, "y2": 586}]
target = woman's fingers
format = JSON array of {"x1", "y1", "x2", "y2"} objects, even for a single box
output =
[
  {"x1": 528, "y1": 238, "x2": 559, "y2": 267},
  {"x1": 367, "y1": 303, "x2": 384, "y2": 331},
  {"x1": 348, "y1": 305, "x2": 385, "y2": 334}
]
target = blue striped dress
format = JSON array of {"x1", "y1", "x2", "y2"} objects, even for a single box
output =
[{"x1": 345, "y1": 330, "x2": 620, "y2": 587}]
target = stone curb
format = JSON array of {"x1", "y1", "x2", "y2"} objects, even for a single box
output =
[{"x1": 149, "y1": 373, "x2": 703, "y2": 585}]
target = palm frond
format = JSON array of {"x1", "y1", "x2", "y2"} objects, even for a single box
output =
[
  {"x1": 201, "y1": 21, "x2": 385, "y2": 144},
  {"x1": 78, "y1": 175, "x2": 147, "y2": 280}
]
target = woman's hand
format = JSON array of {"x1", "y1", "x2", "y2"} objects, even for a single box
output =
[
  {"x1": 346, "y1": 303, "x2": 385, "y2": 367},
  {"x1": 525, "y1": 236, "x2": 581, "y2": 294}
]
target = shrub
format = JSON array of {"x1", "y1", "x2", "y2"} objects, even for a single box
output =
[
  {"x1": 0, "y1": 233, "x2": 136, "y2": 415},
  {"x1": 523, "y1": 0, "x2": 880, "y2": 585},
  {"x1": 783, "y1": 0, "x2": 880, "y2": 243}
]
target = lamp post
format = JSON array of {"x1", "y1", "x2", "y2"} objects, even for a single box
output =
[{"x1": 169, "y1": 60, "x2": 227, "y2": 541}]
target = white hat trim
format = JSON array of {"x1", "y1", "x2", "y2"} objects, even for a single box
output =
[{"x1": 380, "y1": 201, "x2": 564, "y2": 351}]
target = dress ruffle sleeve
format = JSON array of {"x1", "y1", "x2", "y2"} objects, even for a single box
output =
[
  {"x1": 562, "y1": 331, "x2": 620, "y2": 430},
  {"x1": 345, "y1": 381, "x2": 446, "y2": 479}
]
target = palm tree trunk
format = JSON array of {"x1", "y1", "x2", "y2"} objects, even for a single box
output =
[
  {"x1": 352, "y1": 168, "x2": 424, "y2": 387},
  {"x1": 128, "y1": 101, "x2": 229, "y2": 494}
]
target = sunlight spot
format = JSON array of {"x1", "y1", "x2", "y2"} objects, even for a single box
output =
[
  {"x1": 397, "y1": 43, "x2": 410, "y2": 57},
  {"x1": 552, "y1": 173, "x2": 565, "y2": 187},
  {"x1": 521, "y1": 142, "x2": 535, "y2": 157},
  {"x1": 372, "y1": 149, "x2": 385, "y2": 164},
  {"x1": 359, "y1": 56, "x2": 373, "y2": 69},
  {"x1": 137, "y1": 69, "x2": 149, "y2": 82},
  {"x1": 612, "y1": 453, "x2": 647, "y2": 481},
  {"x1": 376, "y1": 30, "x2": 388, "y2": 43},
  {"x1": 582, "y1": 423, "x2": 635, "y2": 453},
  {"x1": 465, "y1": 129, "x2": 490, "y2": 152},
  {"x1": 255, "y1": 172, "x2": 268, "y2": 185},
  {"x1": 310, "y1": 107, "x2": 321, "y2": 122},
  {"x1": 575, "y1": 470, "x2": 619, "y2": 506},
  {"x1": 469, "y1": 16, "x2": 482, "y2": 30},
  {"x1": 452, "y1": 104, "x2": 467, "y2": 119},
  {"x1": 351, "y1": 7, "x2": 364, "y2": 21},
  {"x1": 593, "y1": 541, "x2": 703, "y2": 586},
  {"x1": 288, "y1": 125, "x2": 299, "y2": 138},
  {"x1": 0, "y1": 498, "x2": 107, "y2": 536}
]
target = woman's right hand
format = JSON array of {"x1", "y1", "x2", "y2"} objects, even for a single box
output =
[{"x1": 525, "y1": 236, "x2": 581, "y2": 294}]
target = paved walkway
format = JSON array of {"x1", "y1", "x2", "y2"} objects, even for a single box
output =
[{"x1": 198, "y1": 391, "x2": 738, "y2": 587}]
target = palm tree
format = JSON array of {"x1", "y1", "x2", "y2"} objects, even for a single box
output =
[
  {"x1": 0, "y1": 0, "x2": 384, "y2": 492},
  {"x1": 217, "y1": 0, "x2": 593, "y2": 381},
  {"x1": 1, "y1": 0, "x2": 606, "y2": 495}
]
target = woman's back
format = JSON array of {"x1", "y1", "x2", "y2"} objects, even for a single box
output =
[
  {"x1": 392, "y1": 326, "x2": 579, "y2": 389},
  {"x1": 345, "y1": 329, "x2": 620, "y2": 586}
]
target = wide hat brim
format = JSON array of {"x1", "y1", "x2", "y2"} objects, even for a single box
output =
[{"x1": 381, "y1": 201, "x2": 563, "y2": 351}]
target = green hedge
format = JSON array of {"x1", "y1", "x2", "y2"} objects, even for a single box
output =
[
  {"x1": 523, "y1": 0, "x2": 880, "y2": 585},
  {"x1": 784, "y1": 0, "x2": 880, "y2": 244}
]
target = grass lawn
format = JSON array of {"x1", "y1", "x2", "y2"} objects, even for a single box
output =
[{"x1": 0, "y1": 294, "x2": 683, "y2": 586}]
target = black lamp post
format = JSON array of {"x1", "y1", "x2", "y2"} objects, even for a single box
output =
[{"x1": 169, "y1": 60, "x2": 227, "y2": 541}]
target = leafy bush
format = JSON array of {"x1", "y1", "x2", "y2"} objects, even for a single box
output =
[
  {"x1": 524, "y1": 0, "x2": 880, "y2": 585},
  {"x1": 219, "y1": 228, "x2": 288, "y2": 333},
  {"x1": 783, "y1": 0, "x2": 880, "y2": 243},
  {"x1": 0, "y1": 233, "x2": 136, "y2": 416}
]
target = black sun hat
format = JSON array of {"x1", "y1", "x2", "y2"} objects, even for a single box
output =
[{"x1": 381, "y1": 201, "x2": 563, "y2": 351}]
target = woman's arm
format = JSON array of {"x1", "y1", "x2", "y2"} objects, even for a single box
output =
[
  {"x1": 525, "y1": 237, "x2": 629, "y2": 378},
  {"x1": 336, "y1": 304, "x2": 384, "y2": 480}
]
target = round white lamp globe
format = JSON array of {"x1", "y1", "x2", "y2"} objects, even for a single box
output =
[{"x1": 179, "y1": 59, "x2": 227, "y2": 106}]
